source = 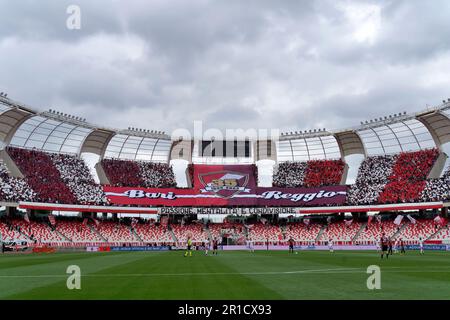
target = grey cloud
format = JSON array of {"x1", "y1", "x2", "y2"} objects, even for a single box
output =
[{"x1": 0, "y1": 0, "x2": 449, "y2": 136}]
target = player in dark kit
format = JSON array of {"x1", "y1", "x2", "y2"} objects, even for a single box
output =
[
  {"x1": 400, "y1": 238, "x2": 406, "y2": 255},
  {"x1": 212, "y1": 238, "x2": 219, "y2": 255},
  {"x1": 288, "y1": 238, "x2": 294, "y2": 254},
  {"x1": 380, "y1": 233, "x2": 389, "y2": 259},
  {"x1": 388, "y1": 239, "x2": 393, "y2": 256}
]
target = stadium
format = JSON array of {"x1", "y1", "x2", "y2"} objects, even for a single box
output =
[
  {"x1": 0, "y1": 93, "x2": 450, "y2": 300},
  {"x1": 1, "y1": 0, "x2": 450, "y2": 306}
]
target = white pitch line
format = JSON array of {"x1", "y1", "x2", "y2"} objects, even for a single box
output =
[{"x1": 1, "y1": 267, "x2": 450, "y2": 279}]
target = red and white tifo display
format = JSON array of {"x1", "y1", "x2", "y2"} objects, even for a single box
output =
[
  {"x1": 104, "y1": 165, "x2": 347, "y2": 207},
  {"x1": 2, "y1": 147, "x2": 449, "y2": 215}
]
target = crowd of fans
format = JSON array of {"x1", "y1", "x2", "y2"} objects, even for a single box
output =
[
  {"x1": 0, "y1": 161, "x2": 36, "y2": 202},
  {"x1": 50, "y1": 154, "x2": 108, "y2": 205},
  {"x1": 101, "y1": 158, "x2": 176, "y2": 188},
  {"x1": 273, "y1": 162, "x2": 307, "y2": 187},
  {"x1": 379, "y1": 149, "x2": 439, "y2": 204},
  {"x1": 304, "y1": 159, "x2": 345, "y2": 187},
  {"x1": 0, "y1": 146, "x2": 449, "y2": 206},
  {"x1": 273, "y1": 159, "x2": 344, "y2": 188},
  {"x1": 421, "y1": 168, "x2": 450, "y2": 202},
  {"x1": 7, "y1": 147, "x2": 77, "y2": 204},
  {"x1": 347, "y1": 155, "x2": 397, "y2": 205},
  {"x1": 139, "y1": 161, "x2": 176, "y2": 187},
  {"x1": 101, "y1": 159, "x2": 142, "y2": 187}
]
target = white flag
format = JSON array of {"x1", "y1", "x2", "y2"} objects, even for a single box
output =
[
  {"x1": 394, "y1": 215, "x2": 404, "y2": 225},
  {"x1": 303, "y1": 218, "x2": 310, "y2": 226},
  {"x1": 406, "y1": 214, "x2": 416, "y2": 224},
  {"x1": 344, "y1": 219, "x2": 353, "y2": 226}
]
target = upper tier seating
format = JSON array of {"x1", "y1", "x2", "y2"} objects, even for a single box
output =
[
  {"x1": 0, "y1": 161, "x2": 36, "y2": 202},
  {"x1": 7, "y1": 147, "x2": 77, "y2": 204},
  {"x1": 379, "y1": 149, "x2": 439, "y2": 204},
  {"x1": 50, "y1": 153, "x2": 108, "y2": 205},
  {"x1": 347, "y1": 155, "x2": 396, "y2": 205},
  {"x1": 421, "y1": 167, "x2": 450, "y2": 202},
  {"x1": 273, "y1": 159, "x2": 345, "y2": 188},
  {"x1": 101, "y1": 158, "x2": 176, "y2": 188}
]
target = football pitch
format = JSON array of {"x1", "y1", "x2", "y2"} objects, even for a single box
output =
[{"x1": 0, "y1": 250, "x2": 449, "y2": 300}]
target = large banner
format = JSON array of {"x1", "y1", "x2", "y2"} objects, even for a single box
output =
[{"x1": 103, "y1": 185, "x2": 347, "y2": 207}]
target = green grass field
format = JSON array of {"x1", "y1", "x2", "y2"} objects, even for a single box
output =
[{"x1": 0, "y1": 250, "x2": 449, "y2": 300}]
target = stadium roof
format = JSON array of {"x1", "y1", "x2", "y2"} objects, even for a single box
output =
[{"x1": 1, "y1": 95, "x2": 450, "y2": 162}]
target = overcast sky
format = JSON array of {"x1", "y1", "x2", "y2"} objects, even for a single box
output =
[{"x1": 1, "y1": 0, "x2": 450, "y2": 136}]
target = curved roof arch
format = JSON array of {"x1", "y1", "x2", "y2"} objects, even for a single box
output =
[
  {"x1": 80, "y1": 129, "x2": 116, "y2": 156},
  {"x1": 9, "y1": 115, "x2": 93, "y2": 154},
  {"x1": 356, "y1": 118, "x2": 435, "y2": 156},
  {"x1": 276, "y1": 134, "x2": 341, "y2": 162},
  {"x1": 417, "y1": 110, "x2": 450, "y2": 146},
  {"x1": 103, "y1": 133, "x2": 172, "y2": 162}
]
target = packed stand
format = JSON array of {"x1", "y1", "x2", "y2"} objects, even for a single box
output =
[
  {"x1": 273, "y1": 159, "x2": 344, "y2": 188},
  {"x1": 421, "y1": 166, "x2": 450, "y2": 202},
  {"x1": 101, "y1": 158, "x2": 176, "y2": 188},
  {"x1": 379, "y1": 149, "x2": 439, "y2": 204},
  {"x1": 0, "y1": 160, "x2": 36, "y2": 202},
  {"x1": 347, "y1": 155, "x2": 396, "y2": 205},
  {"x1": 50, "y1": 153, "x2": 108, "y2": 205},
  {"x1": 304, "y1": 159, "x2": 345, "y2": 187},
  {"x1": 7, "y1": 147, "x2": 77, "y2": 204}
]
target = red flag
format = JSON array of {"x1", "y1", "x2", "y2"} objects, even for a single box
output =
[
  {"x1": 367, "y1": 216, "x2": 373, "y2": 225},
  {"x1": 82, "y1": 218, "x2": 88, "y2": 226},
  {"x1": 434, "y1": 216, "x2": 446, "y2": 227},
  {"x1": 344, "y1": 219, "x2": 353, "y2": 226},
  {"x1": 93, "y1": 219, "x2": 100, "y2": 227}
]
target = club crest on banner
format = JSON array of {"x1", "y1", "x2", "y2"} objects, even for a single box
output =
[{"x1": 198, "y1": 171, "x2": 250, "y2": 198}]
